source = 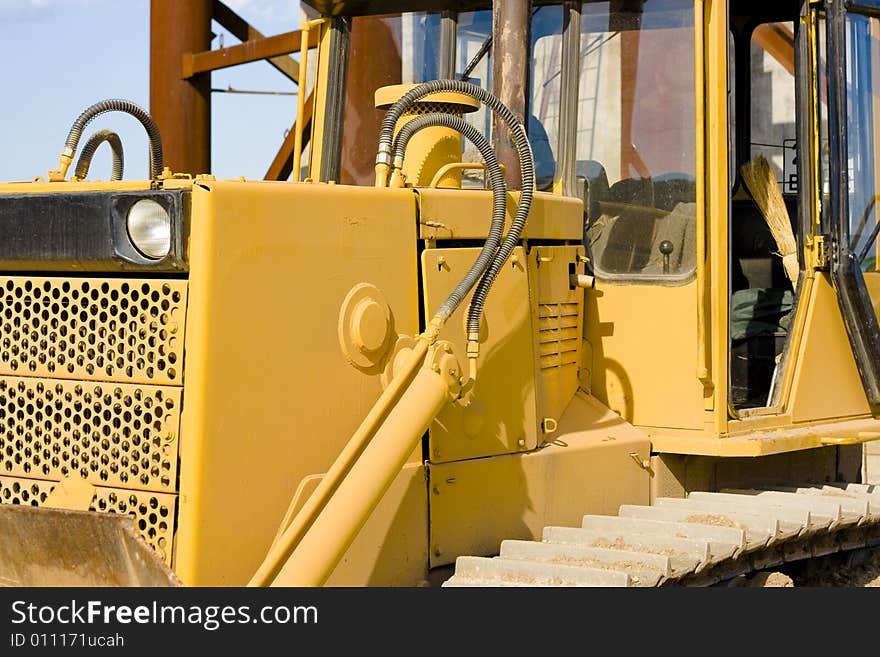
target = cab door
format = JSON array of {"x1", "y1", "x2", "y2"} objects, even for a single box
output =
[{"x1": 824, "y1": 0, "x2": 880, "y2": 414}]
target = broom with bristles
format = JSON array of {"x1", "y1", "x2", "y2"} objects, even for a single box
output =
[{"x1": 740, "y1": 155, "x2": 799, "y2": 288}]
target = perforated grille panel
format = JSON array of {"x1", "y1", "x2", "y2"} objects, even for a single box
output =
[
  {"x1": 0, "y1": 475, "x2": 176, "y2": 565},
  {"x1": 0, "y1": 276, "x2": 186, "y2": 385},
  {"x1": 92, "y1": 487, "x2": 176, "y2": 565},
  {"x1": 0, "y1": 378, "x2": 180, "y2": 492},
  {"x1": 0, "y1": 474, "x2": 52, "y2": 505}
]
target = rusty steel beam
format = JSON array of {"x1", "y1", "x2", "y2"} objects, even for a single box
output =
[
  {"x1": 492, "y1": 0, "x2": 531, "y2": 190},
  {"x1": 212, "y1": 0, "x2": 301, "y2": 83},
  {"x1": 265, "y1": 91, "x2": 314, "y2": 181},
  {"x1": 183, "y1": 29, "x2": 320, "y2": 78},
  {"x1": 753, "y1": 22, "x2": 795, "y2": 76},
  {"x1": 151, "y1": 0, "x2": 212, "y2": 176}
]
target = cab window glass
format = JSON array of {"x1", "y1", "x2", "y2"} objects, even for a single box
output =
[{"x1": 577, "y1": 0, "x2": 697, "y2": 282}]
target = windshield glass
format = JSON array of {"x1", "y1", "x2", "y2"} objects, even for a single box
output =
[{"x1": 337, "y1": 8, "x2": 565, "y2": 188}]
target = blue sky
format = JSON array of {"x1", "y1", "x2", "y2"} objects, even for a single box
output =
[{"x1": 0, "y1": 0, "x2": 302, "y2": 182}]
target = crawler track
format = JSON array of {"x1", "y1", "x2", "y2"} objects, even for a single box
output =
[{"x1": 442, "y1": 484, "x2": 880, "y2": 587}]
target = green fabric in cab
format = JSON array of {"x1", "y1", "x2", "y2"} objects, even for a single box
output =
[{"x1": 731, "y1": 288, "x2": 794, "y2": 341}]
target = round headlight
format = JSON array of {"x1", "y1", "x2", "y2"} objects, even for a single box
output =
[{"x1": 127, "y1": 199, "x2": 171, "y2": 260}]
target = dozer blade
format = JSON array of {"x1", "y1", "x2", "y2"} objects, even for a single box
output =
[{"x1": 0, "y1": 505, "x2": 180, "y2": 587}]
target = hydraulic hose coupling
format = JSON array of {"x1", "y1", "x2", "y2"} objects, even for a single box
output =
[
  {"x1": 466, "y1": 338, "x2": 480, "y2": 386},
  {"x1": 422, "y1": 316, "x2": 446, "y2": 344},
  {"x1": 428, "y1": 341, "x2": 463, "y2": 402},
  {"x1": 374, "y1": 150, "x2": 393, "y2": 187},
  {"x1": 48, "y1": 147, "x2": 75, "y2": 182}
]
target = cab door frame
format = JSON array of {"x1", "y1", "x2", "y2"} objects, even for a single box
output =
[{"x1": 825, "y1": 0, "x2": 880, "y2": 414}]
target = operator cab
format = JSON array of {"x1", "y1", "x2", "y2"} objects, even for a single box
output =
[{"x1": 303, "y1": 0, "x2": 880, "y2": 426}]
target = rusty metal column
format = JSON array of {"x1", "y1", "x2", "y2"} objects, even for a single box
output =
[
  {"x1": 492, "y1": 0, "x2": 531, "y2": 190},
  {"x1": 150, "y1": 0, "x2": 212, "y2": 176}
]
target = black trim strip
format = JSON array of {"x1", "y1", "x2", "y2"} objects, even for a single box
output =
[
  {"x1": 319, "y1": 17, "x2": 351, "y2": 184},
  {"x1": 0, "y1": 190, "x2": 188, "y2": 273}
]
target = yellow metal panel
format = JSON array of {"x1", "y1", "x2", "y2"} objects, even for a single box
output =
[
  {"x1": 865, "y1": 271, "x2": 880, "y2": 315},
  {"x1": 0, "y1": 377, "x2": 181, "y2": 492},
  {"x1": 417, "y1": 189, "x2": 583, "y2": 241},
  {"x1": 0, "y1": 180, "x2": 156, "y2": 193},
  {"x1": 584, "y1": 281, "x2": 705, "y2": 430},
  {"x1": 705, "y1": 0, "x2": 730, "y2": 429},
  {"x1": 422, "y1": 246, "x2": 537, "y2": 462},
  {"x1": 527, "y1": 245, "x2": 585, "y2": 425},
  {"x1": 428, "y1": 393, "x2": 650, "y2": 567},
  {"x1": 789, "y1": 274, "x2": 871, "y2": 422},
  {"x1": 650, "y1": 416, "x2": 880, "y2": 456},
  {"x1": 652, "y1": 447, "x2": 843, "y2": 498},
  {"x1": 174, "y1": 180, "x2": 419, "y2": 586},
  {"x1": 305, "y1": 21, "x2": 333, "y2": 181},
  {"x1": 0, "y1": 276, "x2": 186, "y2": 386}
]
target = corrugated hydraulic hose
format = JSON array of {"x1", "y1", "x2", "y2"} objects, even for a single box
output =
[
  {"x1": 377, "y1": 80, "x2": 535, "y2": 336},
  {"x1": 74, "y1": 129, "x2": 124, "y2": 181},
  {"x1": 392, "y1": 113, "x2": 507, "y2": 324},
  {"x1": 64, "y1": 99, "x2": 163, "y2": 180}
]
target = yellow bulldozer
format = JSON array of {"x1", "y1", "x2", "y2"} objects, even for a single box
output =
[{"x1": 1, "y1": 0, "x2": 880, "y2": 588}]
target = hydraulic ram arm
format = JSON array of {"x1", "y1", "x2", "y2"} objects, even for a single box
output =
[{"x1": 253, "y1": 341, "x2": 461, "y2": 587}]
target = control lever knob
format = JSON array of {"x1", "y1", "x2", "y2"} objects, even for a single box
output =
[{"x1": 659, "y1": 240, "x2": 674, "y2": 274}]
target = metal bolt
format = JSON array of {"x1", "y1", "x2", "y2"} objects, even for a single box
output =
[
  {"x1": 517, "y1": 439, "x2": 526, "y2": 447},
  {"x1": 433, "y1": 547, "x2": 442, "y2": 557}
]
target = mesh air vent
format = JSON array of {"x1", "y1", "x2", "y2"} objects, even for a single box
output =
[
  {"x1": 0, "y1": 276, "x2": 186, "y2": 385},
  {"x1": 0, "y1": 378, "x2": 180, "y2": 492}
]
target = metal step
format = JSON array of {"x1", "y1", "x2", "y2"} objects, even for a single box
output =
[
  {"x1": 625, "y1": 501, "x2": 779, "y2": 547},
  {"x1": 442, "y1": 555, "x2": 631, "y2": 587},
  {"x1": 719, "y1": 489, "x2": 867, "y2": 528},
  {"x1": 498, "y1": 540, "x2": 669, "y2": 587},
  {"x1": 580, "y1": 515, "x2": 747, "y2": 552},
  {"x1": 542, "y1": 525, "x2": 709, "y2": 574},
  {"x1": 684, "y1": 492, "x2": 832, "y2": 535}
]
